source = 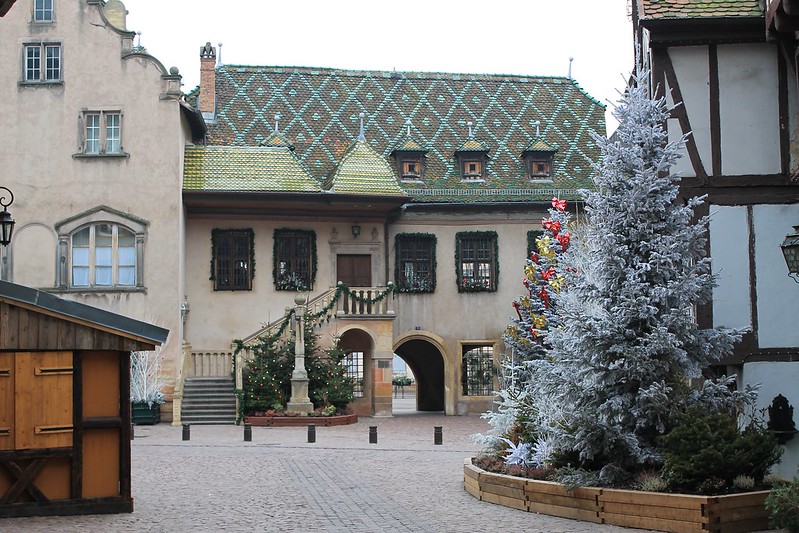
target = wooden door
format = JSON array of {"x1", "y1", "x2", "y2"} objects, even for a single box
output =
[
  {"x1": 15, "y1": 352, "x2": 73, "y2": 450},
  {"x1": 337, "y1": 255, "x2": 371, "y2": 287}
]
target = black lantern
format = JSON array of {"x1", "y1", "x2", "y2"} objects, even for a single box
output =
[
  {"x1": 767, "y1": 394, "x2": 798, "y2": 444},
  {"x1": 781, "y1": 225, "x2": 799, "y2": 282},
  {"x1": 351, "y1": 224, "x2": 361, "y2": 238},
  {"x1": 0, "y1": 186, "x2": 14, "y2": 247}
]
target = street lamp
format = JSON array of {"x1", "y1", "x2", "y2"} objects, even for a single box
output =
[
  {"x1": 780, "y1": 225, "x2": 799, "y2": 283},
  {"x1": 0, "y1": 186, "x2": 14, "y2": 247}
]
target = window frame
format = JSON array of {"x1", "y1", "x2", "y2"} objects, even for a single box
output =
[
  {"x1": 33, "y1": 0, "x2": 54, "y2": 22},
  {"x1": 455, "y1": 231, "x2": 498, "y2": 293},
  {"x1": 76, "y1": 110, "x2": 126, "y2": 157},
  {"x1": 211, "y1": 229, "x2": 255, "y2": 291},
  {"x1": 69, "y1": 223, "x2": 136, "y2": 288},
  {"x1": 525, "y1": 155, "x2": 554, "y2": 179},
  {"x1": 55, "y1": 207, "x2": 147, "y2": 292},
  {"x1": 461, "y1": 343, "x2": 495, "y2": 397},
  {"x1": 344, "y1": 351, "x2": 364, "y2": 398},
  {"x1": 22, "y1": 42, "x2": 61, "y2": 83},
  {"x1": 273, "y1": 229, "x2": 316, "y2": 291},
  {"x1": 395, "y1": 233, "x2": 436, "y2": 293}
]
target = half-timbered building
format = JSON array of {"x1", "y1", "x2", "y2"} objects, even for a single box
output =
[{"x1": 634, "y1": 0, "x2": 799, "y2": 477}]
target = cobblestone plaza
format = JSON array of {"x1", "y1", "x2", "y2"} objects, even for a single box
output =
[{"x1": 2, "y1": 407, "x2": 652, "y2": 532}]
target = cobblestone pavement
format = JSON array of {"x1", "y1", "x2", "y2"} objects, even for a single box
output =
[{"x1": 0, "y1": 409, "x2": 773, "y2": 533}]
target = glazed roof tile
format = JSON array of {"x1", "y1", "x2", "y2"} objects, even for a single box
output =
[
  {"x1": 326, "y1": 139, "x2": 407, "y2": 196},
  {"x1": 524, "y1": 138, "x2": 558, "y2": 153},
  {"x1": 392, "y1": 136, "x2": 427, "y2": 152},
  {"x1": 456, "y1": 138, "x2": 491, "y2": 153},
  {"x1": 183, "y1": 145, "x2": 320, "y2": 192},
  {"x1": 640, "y1": 0, "x2": 763, "y2": 19},
  {"x1": 205, "y1": 65, "x2": 606, "y2": 203}
]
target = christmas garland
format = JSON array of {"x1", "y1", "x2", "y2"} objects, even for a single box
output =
[
  {"x1": 272, "y1": 228, "x2": 318, "y2": 291},
  {"x1": 394, "y1": 233, "x2": 437, "y2": 293},
  {"x1": 454, "y1": 230, "x2": 499, "y2": 293},
  {"x1": 209, "y1": 228, "x2": 256, "y2": 282}
]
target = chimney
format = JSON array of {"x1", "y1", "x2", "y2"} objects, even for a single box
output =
[{"x1": 199, "y1": 42, "x2": 216, "y2": 119}]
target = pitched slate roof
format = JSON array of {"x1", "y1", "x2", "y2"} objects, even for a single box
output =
[
  {"x1": 183, "y1": 146, "x2": 320, "y2": 192},
  {"x1": 205, "y1": 65, "x2": 605, "y2": 202},
  {"x1": 639, "y1": 0, "x2": 763, "y2": 19}
]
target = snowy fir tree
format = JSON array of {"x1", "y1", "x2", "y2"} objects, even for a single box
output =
[{"x1": 538, "y1": 66, "x2": 744, "y2": 477}]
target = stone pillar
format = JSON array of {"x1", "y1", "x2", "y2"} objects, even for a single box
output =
[
  {"x1": 287, "y1": 294, "x2": 313, "y2": 413},
  {"x1": 371, "y1": 319, "x2": 397, "y2": 417}
]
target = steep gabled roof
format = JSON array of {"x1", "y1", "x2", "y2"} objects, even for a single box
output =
[
  {"x1": 0, "y1": 0, "x2": 16, "y2": 17},
  {"x1": 206, "y1": 65, "x2": 605, "y2": 202},
  {"x1": 183, "y1": 145, "x2": 320, "y2": 192},
  {"x1": 639, "y1": 0, "x2": 763, "y2": 20},
  {"x1": 325, "y1": 138, "x2": 407, "y2": 196}
]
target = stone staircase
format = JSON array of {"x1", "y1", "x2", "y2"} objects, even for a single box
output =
[{"x1": 180, "y1": 377, "x2": 236, "y2": 425}]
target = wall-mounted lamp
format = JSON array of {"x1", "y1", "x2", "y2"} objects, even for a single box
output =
[
  {"x1": 0, "y1": 187, "x2": 15, "y2": 247},
  {"x1": 351, "y1": 224, "x2": 361, "y2": 239},
  {"x1": 780, "y1": 225, "x2": 799, "y2": 283},
  {"x1": 767, "y1": 394, "x2": 797, "y2": 444}
]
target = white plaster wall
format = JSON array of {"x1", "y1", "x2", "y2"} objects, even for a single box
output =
[
  {"x1": 709, "y1": 206, "x2": 751, "y2": 330},
  {"x1": 0, "y1": 3, "x2": 188, "y2": 387},
  {"x1": 718, "y1": 44, "x2": 781, "y2": 176},
  {"x1": 668, "y1": 46, "x2": 711, "y2": 178},
  {"x1": 9, "y1": 223, "x2": 56, "y2": 287},
  {"x1": 742, "y1": 361, "x2": 799, "y2": 479},
  {"x1": 754, "y1": 204, "x2": 799, "y2": 348}
]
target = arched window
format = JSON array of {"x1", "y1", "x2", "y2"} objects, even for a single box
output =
[{"x1": 56, "y1": 206, "x2": 147, "y2": 290}]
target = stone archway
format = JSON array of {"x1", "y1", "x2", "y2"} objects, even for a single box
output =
[
  {"x1": 338, "y1": 328, "x2": 375, "y2": 416},
  {"x1": 394, "y1": 339, "x2": 445, "y2": 412}
]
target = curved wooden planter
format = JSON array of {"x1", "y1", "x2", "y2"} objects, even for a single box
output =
[
  {"x1": 243, "y1": 413, "x2": 358, "y2": 427},
  {"x1": 464, "y1": 459, "x2": 771, "y2": 533}
]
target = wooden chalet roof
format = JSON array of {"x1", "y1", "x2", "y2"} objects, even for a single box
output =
[
  {"x1": 639, "y1": 0, "x2": 763, "y2": 19},
  {"x1": 201, "y1": 65, "x2": 606, "y2": 203},
  {"x1": 0, "y1": 280, "x2": 168, "y2": 351}
]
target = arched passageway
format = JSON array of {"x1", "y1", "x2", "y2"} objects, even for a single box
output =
[{"x1": 394, "y1": 339, "x2": 445, "y2": 412}]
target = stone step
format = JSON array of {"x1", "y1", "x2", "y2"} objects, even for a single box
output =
[{"x1": 181, "y1": 377, "x2": 236, "y2": 425}]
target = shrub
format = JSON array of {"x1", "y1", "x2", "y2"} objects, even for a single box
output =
[
  {"x1": 659, "y1": 411, "x2": 782, "y2": 493},
  {"x1": 637, "y1": 470, "x2": 668, "y2": 493},
  {"x1": 765, "y1": 475, "x2": 799, "y2": 533}
]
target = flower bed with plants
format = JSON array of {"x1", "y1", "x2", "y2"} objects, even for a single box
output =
[
  {"x1": 464, "y1": 458, "x2": 772, "y2": 533},
  {"x1": 244, "y1": 411, "x2": 358, "y2": 427}
]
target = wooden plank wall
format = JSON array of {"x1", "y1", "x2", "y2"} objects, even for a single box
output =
[{"x1": 0, "y1": 303, "x2": 152, "y2": 352}]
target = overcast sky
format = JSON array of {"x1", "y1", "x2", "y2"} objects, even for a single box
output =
[{"x1": 123, "y1": 0, "x2": 634, "y2": 134}]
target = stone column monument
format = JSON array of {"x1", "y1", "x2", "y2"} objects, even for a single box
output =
[{"x1": 287, "y1": 294, "x2": 313, "y2": 413}]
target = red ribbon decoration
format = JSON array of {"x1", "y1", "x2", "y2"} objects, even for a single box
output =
[{"x1": 551, "y1": 197, "x2": 567, "y2": 211}]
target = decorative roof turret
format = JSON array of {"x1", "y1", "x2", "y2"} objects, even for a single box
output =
[{"x1": 326, "y1": 114, "x2": 406, "y2": 196}]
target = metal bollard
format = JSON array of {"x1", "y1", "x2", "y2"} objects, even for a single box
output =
[
  {"x1": 130, "y1": 422, "x2": 134, "y2": 441},
  {"x1": 307, "y1": 423, "x2": 316, "y2": 443},
  {"x1": 244, "y1": 423, "x2": 252, "y2": 442},
  {"x1": 182, "y1": 423, "x2": 190, "y2": 441},
  {"x1": 369, "y1": 425, "x2": 378, "y2": 444},
  {"x1": 434, "y1": 426, "x2": 443, "y2": 445}
]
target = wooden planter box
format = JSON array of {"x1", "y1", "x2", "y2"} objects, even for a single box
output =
[
  {"x1": 131, "y1": 402, "x2": 161, "y2": 425},
  {"x1": 243, "y1": 414, "x2": 358, "y2": 427},
  {"x1": 464, "y1": 458, "x2": 772, "y2": 533}
]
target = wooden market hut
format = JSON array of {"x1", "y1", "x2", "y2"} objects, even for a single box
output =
[{"x1": 0, "y1": 280, "x2": 168, "y2": 518}]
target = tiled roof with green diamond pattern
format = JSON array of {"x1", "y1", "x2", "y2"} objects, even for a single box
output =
[
  {"x1": 206, "y1": 66, "x2": 606, "y2": 203},
  {"x1": 183, "y1": 146, "x2": 320, "y2": 192},
  {"x1": 392, "y1": 136, "x2": 427, "y2": 153},
  {"x1": 456, "y1": 138, "x2": 491, "y2": 153},
  {"x1": 640, "y1": 0, "x2": 762, "y2": 19},
  {"x1": 325, "y1": 139, "x2": 407, "y2": 196}
]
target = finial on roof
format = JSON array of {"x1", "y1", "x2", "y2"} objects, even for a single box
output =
[
  {"x1": 136, "y1": 32, "x2": 142, "y2": 49},
  {"x1": 218, "y1": 43, "x2": 223, "y2": 66},
  {"x1": 274, "y1": 113, "x2": 282, "y2": 134},
  {"x1": 467, "y1": 121, "x2": 473, "y2": 138},
  {"x1": 358, "y1": 112, "x2": 366, "y2": 141},
  {"x1": 531, "y1": 120, "x2": 541, "y2": 137},
  {"x1": 405, "y1": 118, "x2": 412, "y2": 137},
  {"x1": 568, "y1": 57, "x2": 574, "y2": 79}
]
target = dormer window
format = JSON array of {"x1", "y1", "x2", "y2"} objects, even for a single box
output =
[
  {"x1": 401, "y1": 159, "x2": 422, "y2": 179},
  {"x1": 391, "y1": 120, "x2": 428, "y2": 182},
  {"x1": 456, "y1": 121, "x2": 490, "y2": 181},
  {"x1": 528, "y1": 158, "x2": 552, "y2": 178},
  {"x1": 522, "y1": 135, "x2": 558, "y2": 181},
  {"x1": 462, "y1": 159, "x2": 483, "y2": 179}
]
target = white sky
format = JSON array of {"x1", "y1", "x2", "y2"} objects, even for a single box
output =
[{"x1": 123, "y1": 0, "x2": 634, "y2": 135}]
